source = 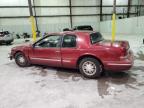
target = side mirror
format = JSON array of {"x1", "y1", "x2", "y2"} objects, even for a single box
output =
[
  {"x1": 32, "y1": 44, "x2": 40, "y2": 48},
  {"x1": 32, "y1": 44, "x2": 35, "y2": 48},
  {"x1": 32, "y1": 41, "x2": 39, "y2": 48}
]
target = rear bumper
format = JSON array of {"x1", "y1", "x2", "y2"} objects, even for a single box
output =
[{"x1": 104, "y1": 50, "x2": 134, "y2": 71}]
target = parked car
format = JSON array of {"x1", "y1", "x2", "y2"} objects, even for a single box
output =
[
  {"x1": 63, "y1": 28, "x2": 70, "y2": 31},
  {"x1": 10, "y1": 31, "x2": 134, "y2": 78},
  {"x1": 63, "y1": 25, "x2": 93, "y2": 31},
  {"x1": 0, "y1": 31, "x2": 14, "y2": 44},
  {"x1": 73, "y1": 25, "x2": 93, "y2": 31}
]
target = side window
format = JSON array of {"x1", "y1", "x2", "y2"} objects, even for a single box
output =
[
  {"x1": 62, "y1": 35, "x2": 76, "y2": 48},
  {"x1": 35, "y1": 35, "x2": 61, "y2": 48}
]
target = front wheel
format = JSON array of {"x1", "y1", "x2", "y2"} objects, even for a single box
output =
[
  {"x1": 15, "y1": 52, "x2": 30, "y2": 67},
  {"x1": 79, "y1": 58, "x2": 102, "y2": 79}
]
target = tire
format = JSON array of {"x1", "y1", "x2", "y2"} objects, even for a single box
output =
[
  {"x1": 15, "y1": 52, "x2": 30, "y2": 67},
  {"x1": 79, "y1": 57, "x2": 102, "y2": 79},
  {"x1": 6, "y1": 42, "x2": 11, "y2": 45}
]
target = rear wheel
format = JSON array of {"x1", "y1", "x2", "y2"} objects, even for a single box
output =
[
  {"x1": 79, "y1": 58, "x2": 102, "y2": 78},
  {"x1": 15, "y1": 52, "x2": 30, "y2": 67}
]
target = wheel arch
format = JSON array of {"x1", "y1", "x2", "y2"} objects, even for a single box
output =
[
  {"x1": 14, "y1": 50, "x2": 29, "y2": 61},
  {"x1": 13, "y1": 50, "x2": 25, "y2": 57},
  {"x1": 14, "y1": 50, "x2": 30, "y2": 67},
  {"x1": 14, "y1": 49, "x2": 30, "y2": 62},
  {"x1": 14, "y1": 51, "x2": 24, "y2": 58},
  {"x1": 76, "y1": 54, "x2": 104, "y2": 68}
]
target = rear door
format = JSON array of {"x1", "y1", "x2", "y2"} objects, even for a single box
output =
[{"x1": 30, "y1": 35, "x2": 62, "y2": 67}]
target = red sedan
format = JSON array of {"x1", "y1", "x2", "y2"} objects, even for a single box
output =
[{"x1": 10, "y1": 31, "x2": 134, "y2": 78}]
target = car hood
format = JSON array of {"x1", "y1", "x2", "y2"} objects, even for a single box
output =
[{"x1": 12, "y1": 43, "x2": 32, "y2": 50}]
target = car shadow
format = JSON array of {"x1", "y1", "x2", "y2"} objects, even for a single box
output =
[
  {"x1": 56, "y1": 68, "x2": 83, "y2": 81},
  {"x1": 131, "y1": 66, "x2": 144, "y2": 71}
]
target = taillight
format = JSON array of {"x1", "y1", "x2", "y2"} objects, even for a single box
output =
[
  {"x1": 119, "y1": 48, "x2": 127, "y2": 60},
  {"x1": 120, "y1": 41, "x2": 130, "y2": 57},
  {"x1": 121, "y1": 47, "x2": 127, "y2": 56},
  {"x1": 121, "y1": 41, "x2": 130, "y2": 50}
]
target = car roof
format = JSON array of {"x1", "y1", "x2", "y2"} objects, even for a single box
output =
[
  {"x1": 62, "y1": 30, "x2": 96, "y2": 35},
  {"x1": 47, "y1": 30, "x2": 97, "y2": 36}
]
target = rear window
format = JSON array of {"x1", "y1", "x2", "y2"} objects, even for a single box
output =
[{"x1": 90, "y1": 32, "x2": 104, "y2": 44}]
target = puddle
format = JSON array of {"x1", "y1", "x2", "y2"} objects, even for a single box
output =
[
  {"x1": 137, "y1": 82, "x2": 144, "y2": 86},
  {"x1": 39, "y1": 67, "x2": 48, "y2": 77},
  {"x1": 56, "y1": 68, "x2": 82, "y2": 82},
  {"x1": 136, "y1": 50, "x2": 144, "y2": 61},
  {"x1": 97, "y1": 71, "x2": 137, "y2": 98},
  {"x1": 30, "y1": 65, "x2": 48, "y2": 77},
  {"x1": 131, "y1": 66, "x2": 144, "y2": 71}
]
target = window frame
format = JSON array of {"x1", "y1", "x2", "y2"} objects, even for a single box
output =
[{"x1": 33, "y1": 35, "x2": 62, "y2": 48}]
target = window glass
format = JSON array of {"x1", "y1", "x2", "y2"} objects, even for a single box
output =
[
  {"x1": 62, "y1": 35, "x2": 76, "y2": 48},
  {"x1": 90, "y1": 32, "x2": 104, "y2": 44},
  {"x1": 35, "y1": 35, "x2": 61, "y2": 48}
]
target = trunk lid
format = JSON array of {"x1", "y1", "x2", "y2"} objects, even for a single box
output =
[
  {"x1": 98, "y1": 40, "x2": 130, "y2": 57},
  {"x1": 99, "y1": 40, "x2": 130, "y2": 50}
]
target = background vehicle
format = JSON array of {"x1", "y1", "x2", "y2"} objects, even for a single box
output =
[
  {"x1": 0, "y1": 31, "x2": 14, "y2": 45},
  {"x1": 73, "y1": 25, "x2": 93, "y2": 31},
  {"x1": 63, "y1": 25, "x2": 93, "y2": 31},
  {"x1": 10, "y1": 31, "x2": 134, "y2": 79}
]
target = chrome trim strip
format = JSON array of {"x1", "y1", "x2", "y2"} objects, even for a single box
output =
[
  {"x1": 63, "y1": 60, "x2": 71, "y2": 63},
  {"x1": 107, "y1": 63, "x2": 132, "y2": 66},
  {"x1": 30, "y1": 57, "x2": 61, "y2": 62}
]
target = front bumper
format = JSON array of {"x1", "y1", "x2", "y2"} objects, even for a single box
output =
[
  {"x1": 9, "y1": 55, "x2": 13, "y2": 60},
  {"x1": 8, "y1": 50, "x2": 15, "y2": 60},
  {"x1": 0, "y1": 39, "x2": 14, "y2": 43},
  {"x1": 104, "y1": 50, "x2": 134, "y2": 71}
]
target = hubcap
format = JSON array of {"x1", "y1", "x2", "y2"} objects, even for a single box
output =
[
  {"x1": 82, "y1": 61, "x2": 97, "y2": 76},
  {"x1": 18, "y1": 55, "x2": 25, "y2": 64}
]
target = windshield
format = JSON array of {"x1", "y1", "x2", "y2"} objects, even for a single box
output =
[
  {"x1": 0, "y1": 31, "x2": 9, "y2": 37},
  {"x1": 90, "y1": 32, "x2": 104, "y2": 44}
]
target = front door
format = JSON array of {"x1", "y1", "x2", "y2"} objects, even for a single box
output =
[{"x1": 29, "y1": 35, "x2": 61, "y2": 67}]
